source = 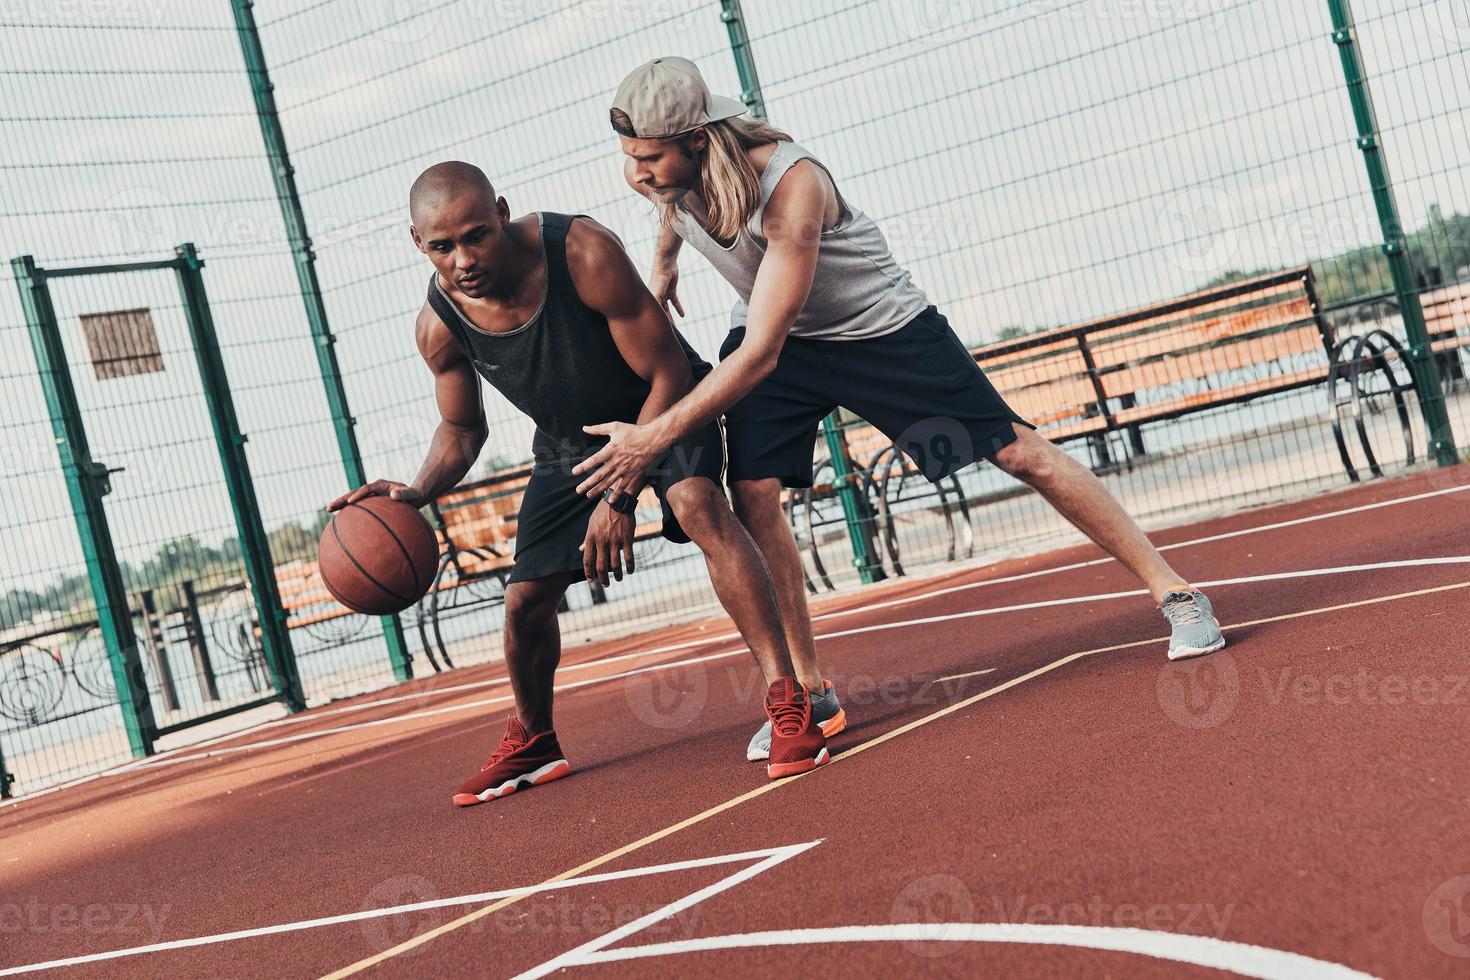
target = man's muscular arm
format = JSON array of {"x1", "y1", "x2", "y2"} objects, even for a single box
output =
[{"x1": 573, "y1": 161, "x2": 829, "y2": 498}]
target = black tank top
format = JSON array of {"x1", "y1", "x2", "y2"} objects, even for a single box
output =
[{"x1": 426, "y1": 212, "x2": 710, "y2": 460}]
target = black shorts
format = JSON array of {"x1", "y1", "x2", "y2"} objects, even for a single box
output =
[
  {"x1": 718, "y1": 305, "x2": 1032, "y2": 488},
  {"x1": 507, "y1": 422, "x2": 726, "y2": 584}
]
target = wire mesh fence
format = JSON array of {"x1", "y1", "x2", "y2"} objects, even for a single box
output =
[{"x1": 1, "y1": 0, "x2": 1466, "y2": 797}]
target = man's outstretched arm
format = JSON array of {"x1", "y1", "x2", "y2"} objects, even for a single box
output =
[{"x1": 573, "y1": 161, "x2": 828, "y2": 498}]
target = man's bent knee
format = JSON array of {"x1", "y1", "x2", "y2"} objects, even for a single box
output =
[
  {"x1": 504, "y1": 580, "x2": 567, "y2": 635},
  {"x1": 730, "y1": 478, "x2": 784, "y2": 528},
  {"x1": 664, "y1": 477, "x2": 730, "y2": 542},
  {"x1": 991, "y1": 427, "x2": 1058, "y2": 484}
]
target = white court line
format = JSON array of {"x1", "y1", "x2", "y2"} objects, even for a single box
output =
[
  {"x1": 0, "y1": 842, "x2": 821, "y2": 977},
  {"x1": 937, "y1": 668, "x2": 998, "y2": 683},
  {"x1": 51, "y1": 555, "x2": 1470, "y2": 779},
  {"x1": 561, "y1": 924, "x2": 1377, "y2": 980},
  {"x1": 514, "y1": 841, "x2": 821, "y2": 980}
]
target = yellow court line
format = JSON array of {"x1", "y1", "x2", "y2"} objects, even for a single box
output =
[{"x1": 321, "y1": 579, "x2": 1470, "y2": 978}]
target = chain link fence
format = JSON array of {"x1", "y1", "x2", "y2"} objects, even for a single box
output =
[{"x1": 1, "y1": 0, "x2": 1466, "y2": 797}]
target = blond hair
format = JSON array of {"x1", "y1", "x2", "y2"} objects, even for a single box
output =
[{"x1": 613, "y1": 110, "x2": 793, "y2": 244}]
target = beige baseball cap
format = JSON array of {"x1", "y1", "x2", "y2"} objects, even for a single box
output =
[{"x1": 611, "y1": 56, "x2": 748, "y2": 139}]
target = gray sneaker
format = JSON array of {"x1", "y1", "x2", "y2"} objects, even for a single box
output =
[
  {"x1": 1161, "y1": 589, "x2": 1226, "y2": 661},
  {"x1": 747, "y1": 680, "x2": 846, "y2": 761}
]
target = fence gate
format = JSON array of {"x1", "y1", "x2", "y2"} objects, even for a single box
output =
[{"x1": 10, "y1": 243, "x2": 304, "y2": 766}]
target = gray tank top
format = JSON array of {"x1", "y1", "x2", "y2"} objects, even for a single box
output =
[{"x1": 671, "y1": 140, "x2": 929, "y2": 341}]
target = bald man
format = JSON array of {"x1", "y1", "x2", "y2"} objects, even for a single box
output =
[{"x1": 330, "y1": 162, "x2": 830, "y2": 804}]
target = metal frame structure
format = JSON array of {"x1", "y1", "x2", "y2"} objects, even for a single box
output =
[
  {"x1": 1327, "y1": 0, "x2": 1458, "y2": 466},
  {"x1": 10, "y1": 245, "x2": 305, "y2": 761}
]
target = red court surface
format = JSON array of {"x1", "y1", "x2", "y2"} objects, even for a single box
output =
[{"x1": 3, "y1": 467, "x2": 1469, "y2": 978}]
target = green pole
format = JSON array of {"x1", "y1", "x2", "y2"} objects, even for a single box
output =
[
  {"x1": 10, "y1": 255, "x2": 157, "y2": 757},
  {"x1": 230, "y1": 0, "x2": 414, "y2": 678},
  {"x1": 174, "y1": 244, "x2": 306, "y2": 712},
  {"x1": 718, "y1": 0, "x2": 885, "y2": 583},
  {"x1": 1328, "y1": 0, "x2": 1458, "y2": 466}
]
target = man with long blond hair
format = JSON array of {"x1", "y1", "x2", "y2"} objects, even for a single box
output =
[{"x1": 575, "y1": 57, "x2": 1225, "y2": 760}]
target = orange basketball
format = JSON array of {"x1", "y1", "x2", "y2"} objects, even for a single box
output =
[{"x1": 318, "y1": 495, "x2": 438, "y2": 615}]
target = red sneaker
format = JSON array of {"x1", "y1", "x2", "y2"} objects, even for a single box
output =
[
  {"x1": 452, "y1": 717, "x2": 572, "y2": 807},
  {"x1": 764, "y1": 678, "x2": 830, "y2": 780}
]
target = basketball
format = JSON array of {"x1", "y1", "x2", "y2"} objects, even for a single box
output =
[{"x1": 318, "y1": 495, "x2": 438, "y2": 615}]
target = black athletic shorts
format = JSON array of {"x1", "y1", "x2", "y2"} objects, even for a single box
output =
[
  {"x1": 718, "y1": 305, "x2": 1033, "y2": 488},
  {"x1": 507, "y1": 422, "x2": 726, "y2": 584}
]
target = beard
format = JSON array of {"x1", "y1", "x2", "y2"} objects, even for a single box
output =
[{"x1": 652, "y1": 184, "x2": 692, "y2": 205}]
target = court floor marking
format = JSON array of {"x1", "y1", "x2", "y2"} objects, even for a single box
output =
[
  {"x1": 103, "y1": 554, "x2": 1470, "y2": 775},
  {"x1": 20, "y1": 477, "x2": 1453, "y2": 807},
  {"x1": 322, "y1": 578, "x2": 1470, "y2": 977},
  {"x1": 0, "y1": 843, "x2": 820, "y2": 977},
  {"x1": 516, "y1": 842, "x2": 825, "y2": 980},
  {"x1": 553, "y1": 925, "x2": 1377, "y2": 980}
]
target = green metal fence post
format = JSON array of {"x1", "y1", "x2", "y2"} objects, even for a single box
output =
[
  {"x1": 10, "y1": 255, "x2": 157, "y2": 757},
  {"x1": 1328, "y1": 0, "x2": 1458, "y2": 466},
  {"x1": 230, "y1": 0, "x2": 414, "y2": 679},
  {"x1": 719, "y1": 0, "x2": 885, "y2": 583},
  {"x1": 174, "y1": 243, "x2": 307, "y2": 712}
]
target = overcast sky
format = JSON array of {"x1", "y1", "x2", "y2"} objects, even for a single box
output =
[{"x1": 1, "y1": 0, "x2": 1466, "y2": 600}]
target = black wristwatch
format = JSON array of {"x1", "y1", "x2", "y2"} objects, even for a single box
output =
[{"x1": 602, "y1": 488, "x2": 638, "y2": 515}]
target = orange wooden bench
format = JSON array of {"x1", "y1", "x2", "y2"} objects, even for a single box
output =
[{"x1": 1423, "y1": 279, "x2": 1470, "y2": 379}]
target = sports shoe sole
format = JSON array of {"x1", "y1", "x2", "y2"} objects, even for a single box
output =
[
  {"x1": 1167, "y1": 636, "x2": 1227, "y2": 661},
  {"x1": 766, "y1": 746, "x2": 830, "y2": 780},
  {"x1": 452, "y1": 758, "x2": 571, "y2": 807},
  {"x1": 747, "y1": 709, "x2": 848, "y2": 762},
  {"x1": 819, "y1": 708, "x2": 847, "y2": 739}
]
